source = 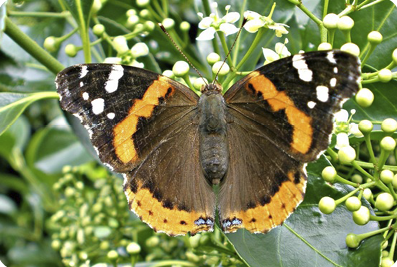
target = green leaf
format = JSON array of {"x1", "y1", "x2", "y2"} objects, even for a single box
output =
[
  {"x1": 25, "y1": 121, "x2": 93, "y2": 174},
  {"x1": 227, "y1": 156, "x2": 381, "y2": 267},
  {"x1": 0, "y1": 92, "x2": 59, "y2": 136},
  {"x1": 0, "y1": 0, "x2": 6, "y2": 48},
  {"x1": 0, "y1": 115, "x2": 30, "y2": 159},
  {"x1": 62, "y1": 0, "x2": 94, "y2": 29}
]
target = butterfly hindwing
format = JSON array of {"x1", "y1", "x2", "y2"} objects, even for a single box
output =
[
  {"x1": 56, "y1": 64, "x2": 215, "y2": 235},
  {"x1": 219, "y1": 50, "x2": 361, "y2": 233}
]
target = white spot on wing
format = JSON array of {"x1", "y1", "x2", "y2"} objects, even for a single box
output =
[
  {"x1": 292, "y1": 54, "x2": 313, "y2": 82},
  {"x1": 82, "y1": 92, "x2": 89, "y2": 100},
  {"x1": 330, "y1": 78, "x2": 337, "y2": 87},
  {"x1": 80, "y1": 66, "x2": 88, "y2": 78},
  {"x1": 107, "y1": 112, "x2": 115, "y2": 119},
  {"x1": 333, "y1": 67, "x2": 338, "y2": 73},
  {"x1": 316, "y1": 85, "x2": 329, "y2": 102},
  {"x1": 91, "y1": 98, "x2": 105, "y2": 115},
  {"x1": 308, "y1": 101, "x2": 316, "y2": 109},
  {"x1": 105, "y1": 65, "x2": 124, "y2": 93},
  {"x1": 327, "y1": 51, "x2": 337, "y2": 64},
  {"x1": 80, "y1": 81, "x2": 84, "y2": 87}
]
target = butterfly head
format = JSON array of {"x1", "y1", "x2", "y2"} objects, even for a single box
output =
[{"x1": 201, "y1": 82, "x2": 222, "y2": 95}]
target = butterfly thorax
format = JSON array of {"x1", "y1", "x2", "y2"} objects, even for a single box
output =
[{"x1": 198, "y1": 86, "x2": 229, "y2": 185}]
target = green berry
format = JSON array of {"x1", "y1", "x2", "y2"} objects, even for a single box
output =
[
  {"x1": 162, "y1": 18, "x2": 175, "y2": 29},
  {"x1": 345, "y1": 233, "x2": 361, "y2": 248},
  {"x1": 358, "y1": 119, "x2": 373, "y2": 133},
  {"x1": 207, "y1": 52, "x2": 221, "y2": 65},
  {"x1": 338, "y1": 146, "x2": 356, "y2": 164},
  {"x1": 363, "y1": 188, "x2": 372, "y2": 200},
  {"x1": 91, "y1": 0, "x2": 102, "y2": 13},
  {"x1": 136, "y1": 0, "x2": 150, "y2": 7},
  {"x1": 368, "y1": 31, "x2": 383, "y2": 45},
  {"x1": 337, "y1": 16, "x2": 354, "y2": 31},
  {"x1": 65, "y1": 187, "x2": 75, "y2": 197},
  {"x1": 126, "y1": 15, "x2": 139, "y2": 28},
  {"x1": 93, "y1": 24, "x2": 105, "y2": 36},
  {"x1": 380, "y1": 136, "x2": 396, "y2": 151},
  {"x1": 126, "y1": 242, "x2": 141, "y2": 254},
  {"x1": 351, "y1": 174, "x2": 363, "y2": 184},
  {"x1": 322, "y1": 166, "x2": 337, "y2": 183},
  {"x1": 126, "y1": 9, "x2": 137, "y2": 16},
  {"x1": 212, "y1": 61, "x2": 230, "y2": 76},
  {"x1": 44, "y1": 36, "x2": 59, "y2": 52},
  {"x1": 172, "y1": 61, "x2": 189, "y2": 77},
  {"x1": 180, "y1": 21, "x2": 191, "y2": 31},
  {"x1": 381, "y1": 118, "x2": 397, "y2": 133},
  {"x1": 323, "y1": 13, "x2": 339, "y2": 29},
  {"x1": 162, "y1": 70, "x2": 174, "y2": 78},
  {"x1": 139, "y1": 9, "x2": 150, "y2": 18},
  {"x1": 319, "y1": 196, "x2": 336, "y2": 214},
  {"x1": 352, "y1": 206, "x2": 370, "y2": 225},
  {"x1": 375, "y1": 193, "x2": 394, "y2": 211},
  {"x1": 144, "y1": 21, "x2": 155, "y2": 32},
  {"x1": 318, "y1": 42, "x2": 332, "y2": 51},
  {"x1": 107, "y1": 250, "x2": 118, "y2": 260},
  {"x1": 193, "y1": 78, "x2": 208, "y2": 91},
  {"x1": 356, "y1": 88, "x2": 374, "y2": 108},
  {"x1": 380, "y1": 170, "x2": 394, "y2": 184},
  {"x1": 378, "y1": 69, "x2": 392, "y2": 83},
  {"x1": 51, "y1": 239, "x2": 62, "y2": 250},
  {"x1": 146, "y1": 236, "x2": 160, "y2": 247},
  {"x1": 100, "y1": 241, "x2": 110, "y2": 250},
  {"x1": 346, "y1": 196, "x2": 361, "y2": 211},
  {"x1": 381, "y1": 257, "x2": 394, "y2": 267},
  {"x1": 340, "y1": 43, "x2": 360, "y2": 57}
]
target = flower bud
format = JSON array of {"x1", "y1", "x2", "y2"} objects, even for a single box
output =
[
  {"x1": 337, "y1": 16, "x2": 354, "y2": 31},
  {"x1": 375, "y1": 192, "x2": 394, "y2": 211},
  {"x1": 338, "y1": 146, "x2": 356, "y2": 164},
  {"x1": 144, "y1": 21, "x2": 155, "y2": 32},
  {"x1": 351, "y1": 174, "x2": 363, "y2": 184},
  {"x1": 44, "y1": 36, "x2": 59, "y2": 52},
  {"x1": 381, "y1": 118, "x2": 397, "y2": 133},
  {"x1": 340, "y1": 42, "x2": 360, "y2": 57},
  {"x1": 136, "y1": 0, "x2": 150, "y2": 7},
  {"x1": 107, "y1": 250, "x2": 119, "y2": 260},
  {"x1": 355, "y1": 88, "x2": 374, "y2": 108},
  {"x1": 322, "y1": 166, "x2": 337, "y2": 183},
  {"x1": 319, "y1": 196, "x2": 336, "y2": 214},
  {"x1": 180, "y1": 21, "x2": 191, "y2": 32},
  {"x1": 139, "y1": 9, "x2": 150, "y2": 18},
  {"x1": 126, "y1": 9, "x2": 137, "y2": 17},
  {"x1": 323, "y1": 13, "x2": 339, "y2": 29},
  {"x1": 207, "y1": 52, "x2": 221, "y2": 65},
  {"x1": 367, "y1": 31, "x2": 383, "y2": 45},
  {"x1": 393, "y1": 48, "x2": 397, "y2": 65},
  {"x1": 380, "y1": 170, "x2": 394, "y2": 184},
  {"x1": 162, "y1": 70, "x2": 174, "y2": 78},
  {"x1": 358, "y1": 119, "x2": 373, "y2": 133},
  {"x1": 318, "y1": 42, "x2": 332, "y2": 51},
  {"x1": 212, "y1": 61, "x2": 230, "y2": 76},
  {"x1": 352, "y1": 206, "x2": 370, "y2": 225},
  {"x1": 193, "y1": 78, "x2": 208, "y2": 91},
  {"x1": 380, "y1": 136, "x2": 396, "y2": 151},
  {"x1": 126, "y1": 242, "x2": 141, "y2": 254},
  {"x1": 131, "y1": 42, "x2": 149, "y2": 58},
  {"x1": 345, "y1": 196, "x2": 361, "y2": 211},
  {"x1": 126, "y1": 15, "x2": 139, "y2": 28},
  {"x1": 113, "y1": 36, "x2": 129, "y2": 54},
  {"x1": 162, "y1": 18, "x2": 175, "y2": 29},
  {"x1": 65, "y1": 44, "x2": 78, "y2": 57},
  {"x1": 346, "y1": 233, "x2": 361, "y2": 248},
  {"x1": 172, "y1": 61, "x2": 190, "y2": 77},
  {"x1": 378, "y1": 69, "x2": 392, "y2": 83}
]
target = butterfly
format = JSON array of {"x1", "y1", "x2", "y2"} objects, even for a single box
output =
[{"x1": 55, "y1": 50, "x2": 361, "y2": 236}]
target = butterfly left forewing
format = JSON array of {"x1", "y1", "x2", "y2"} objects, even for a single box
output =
[{"x1": 219, "y1": 50, "x2": 361, "y2": 233}]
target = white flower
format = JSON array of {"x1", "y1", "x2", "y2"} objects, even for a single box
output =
[
  {"x1": 104, "y1": 57, "x2": 122, "y2": 64},
  {"x1": 334, "y1": 109, "x2": 349, "y2": 122},
  {"x1": 262, "y1": 39, "x2": 290, "y2": 64},
  {"x1": 336, "y1": 132, "x2": 350, "y2": 149},
  {"x1": 243, "y1": 9, "x2": 289, "y2": 37},
  {"x1": 196, "y1": 3, "x2": 240, "y2": 40},
  {"x1": 130, "y1": 42, "x2": 149, "y2": 58},
  {"x1": 349, "y1": 123, "x2": 364, "y2": 137},
  {"x1": 129, "y1": 60, "x2": 144, "y2": 68}
]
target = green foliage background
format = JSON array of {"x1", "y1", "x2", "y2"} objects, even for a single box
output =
[{"x1": 0, "y1": 0, "x2": 396, "y2": 266}]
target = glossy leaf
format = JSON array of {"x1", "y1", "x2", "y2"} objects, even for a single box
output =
[
  {"x1": 0, "y1": 92, "x2": 59, "y2": 136},
  {"x1": 227, "y1": 156, "x2": 381, "y2": 267}
]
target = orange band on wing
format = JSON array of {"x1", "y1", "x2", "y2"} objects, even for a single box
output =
[
  {"x1": 223, "y1": 171, "x2": 306, "y2": 233},
  {"x1": 113, "y1": 77, "x2": 174, "y2": 164},
  {"x1": 125, "y1": 180, "x2": 213, "y2": 236},
  {"x1": 246, "y1": 72, "x2": 313, "y2": 154}
]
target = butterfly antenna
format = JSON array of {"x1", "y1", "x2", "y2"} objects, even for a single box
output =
[
  {"x1": 213, "y1": 17, "x2": 247, "y2": 85},
  {"x1": 159, "y1": 23, "x2": 208, "y2": 85}
]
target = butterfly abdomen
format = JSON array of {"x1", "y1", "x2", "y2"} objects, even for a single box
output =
[{"x1": 198, "y1": 92, "x2": 229, "y2": 185}]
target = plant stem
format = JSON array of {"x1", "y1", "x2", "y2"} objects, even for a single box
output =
[
  {"x1": 8, "y1": 11, "x2": 70, "y2": 18},
  {"x1": 296, "y1": 2, "x2": 327, "y2": 43},
  {"x1": 4, "y1": 17, "x2": 65, "y2": 75}
]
